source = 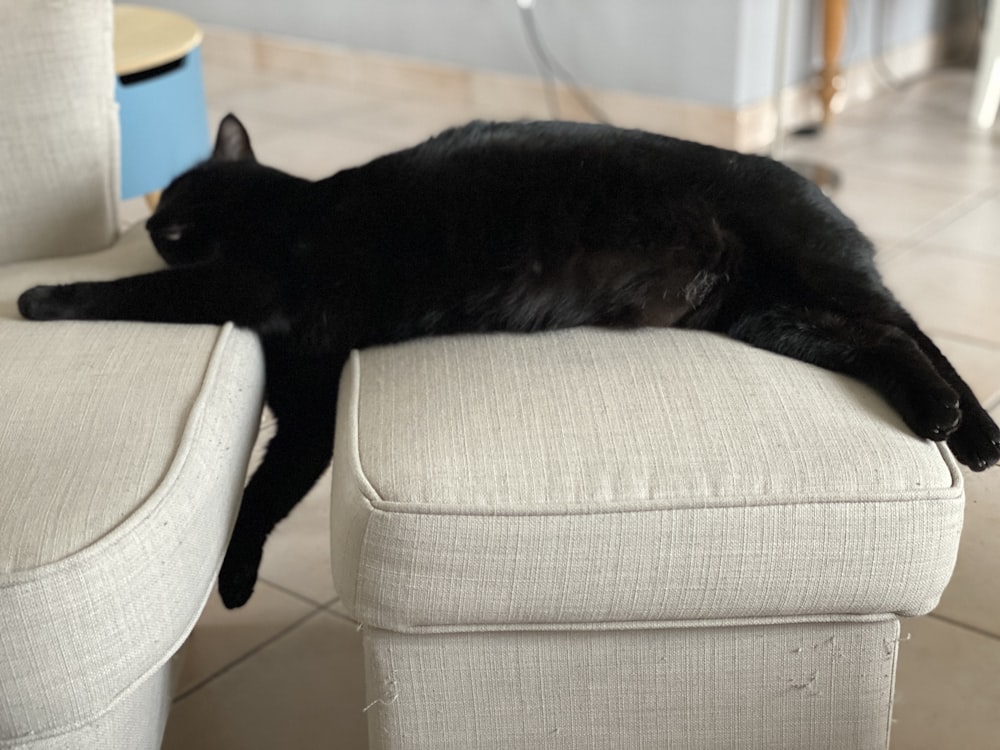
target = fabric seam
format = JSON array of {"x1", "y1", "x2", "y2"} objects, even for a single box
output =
[
  {"x1": 363, "y1": 612, "x2": 900, "y2": 637},
  {"x1": 348, "y1": 351, "x2": 379, "y2": 618},
  {"x1": 354, "y1": 484, "x2": 965, "y2": 519}
]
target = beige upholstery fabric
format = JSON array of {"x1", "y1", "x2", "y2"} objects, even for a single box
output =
[
  {"x1": 0, "y1": 318, "x2": 263, "y2": 744},
  {"x1": 332, "y1": 328, "x2": 962, "y2": 749},
  {"x1": 330, "y1": 329, "x2": 964, "y2": 632},
  {"x1": 8, "y1": 657, "x2": 178, "y2": 750},
  {"x1": 0, "y1": 229, "x2": 265, "y2": 745},
  {"x1": 0, "y1": 0, "x2": 120, "y2": 263},
  {"x1": 362, "y1": 618, "x2": 900, "y2": 750}
]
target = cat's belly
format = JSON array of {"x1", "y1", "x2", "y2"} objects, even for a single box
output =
[
  {"x1": 639, "y1": 269, "x2": 722, "y2": 327},
  {"x1": 483, "y1": 266, "x2": 722, "y2": 333},
  {"x1": 636, "y1": 295, "x2": 696, "y2": 328}
]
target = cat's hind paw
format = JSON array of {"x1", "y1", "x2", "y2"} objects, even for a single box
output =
[
  {"x1": 946, "y1": 407, "x2": 1000, "y2": 472},
  {"x1": 903, "y1": 385, "x2": 962, "y2": 442},
  {"x1": 218, "y1": 541, "x2": 264, "y2": 609},
  {"x1": 17, "y1": 284, "x2": 86, "y2": 320}
]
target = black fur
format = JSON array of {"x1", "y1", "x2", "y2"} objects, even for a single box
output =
[{"x1": 19, "y1": 115, "x2": 1000, "y2": 608}]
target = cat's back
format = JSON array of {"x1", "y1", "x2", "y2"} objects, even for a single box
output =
[
  {"x1": 403, "y1": 119, "x2": 714, "y2": 174},
  {"x1": 345, "y1": 119, "x2": 758, "y2": 222},
  {"x1": 359, "y1": 119, "x2": 808, "y2": 213}
]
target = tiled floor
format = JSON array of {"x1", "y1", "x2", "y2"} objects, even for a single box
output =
[{"x1": 153, "y1": 54, "x2": 1000, "y2": 749}]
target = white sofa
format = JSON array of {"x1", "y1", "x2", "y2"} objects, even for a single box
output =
[{"x1": 0, "y1": 3, "x2": 264, "y2": 748}]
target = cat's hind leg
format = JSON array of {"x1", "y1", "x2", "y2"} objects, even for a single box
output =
[
  {"x1": 825, "y1": 284, "x2": 1000, "y2": 471},
  {"x1": 890, "y1": 316, "x2": 1000, "y2": 471},
  {"x1": 726, "y1": 305, "x2": 967, "y2": 448}
]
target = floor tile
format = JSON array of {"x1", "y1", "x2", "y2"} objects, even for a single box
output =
[
  {"x1": 201, "y1": 64, "x2": 267, "y2": 102},
  {"x1": 837, "y1": 123, "x2": 1000, "y2": 192},
  {"x1": 934, "y1": 406, "x2": 1000, "y2": 637},
  {"x1": 340, "y1": 96, "x2": 481, "y2": 149},
  {"x1": 176, "y1": 581, "x2": 317, "y2": 697},
  {"x1": 778, "y1": 120, "x2": 874, "y2": 164},
  {"x1": 830, "y1": 73, "x2": 1000, "y2": 191},
  {"x1": 258, "y1": 466, "x2": 339, "y2": 604},
  {"x1": 830, "y1": 163, "x2": 980, "y2": 245},
  {"x1": 878, "y1": 247, "x2": 1000, "y2": 347},
  {"x1": 921, "y1": 191, "x2": 1000, "y2": 258},
  {"x1": 119, "y1": 197, "x2": 151, "y2": 229},
  {"x1": 328, "y1": 597, "x2": 357, "y2": 623},
  {"x1": 931, "y1": 335, "x2": 1000, "y2": 409},
  {"x1": 163, "y1": 611, "x2": 369, "y2": 750},
  {"x1": 890, "y1": 616, "x2": 1000, "y2": 749}
]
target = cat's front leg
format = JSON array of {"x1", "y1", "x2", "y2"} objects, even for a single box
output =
[
  {"x1": 218, "y1": 341, "x2": 349, "y2": 608},
  {"x1": 18, "y1": 266, "x2": 259, "y2": 326},
  {"x1": 17, "y1": 283, "x2": 98, "y2": 320}
]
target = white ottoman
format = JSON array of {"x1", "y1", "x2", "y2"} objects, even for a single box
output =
[{"x1": 330, "y1": 328, "x2": 963, "y2": 750}]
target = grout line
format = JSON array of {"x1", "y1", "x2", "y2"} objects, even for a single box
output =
[
  {"x1": 927, "y1": 613, "x2": 1000, "y2": 643},
  {"x1": 926, "y1": 327, "x2": 1000, "y2": 353},
  {"x1": 173, "y1": 608, "x2": 324, "y2": 703},
  {"x1": 903, "y1": 178, "x2": 1000, "y2": 248},
  {"x1": 325, "y1": 606, "x2": 360, "y2": 627},
  {"x1": 907, "y1": 242, "x2": 1000, "y2": 265},
  {"x1": 255, "y1": 575, "x2": 335, "y2": 608},
  {"x1": 905, "y1": 185, "x2": 1000, "y2": 246}
]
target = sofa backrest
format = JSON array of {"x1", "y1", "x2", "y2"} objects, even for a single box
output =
[{"x1": 0, "y1": 0, "x2": 120, "y2": 264}]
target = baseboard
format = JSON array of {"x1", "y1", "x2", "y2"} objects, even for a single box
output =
[{"x1": 200, "y1": 24, "x2": 967, "y2": 152}]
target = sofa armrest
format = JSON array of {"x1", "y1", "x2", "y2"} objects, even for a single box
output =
[{"x1": 0, "y1": 0, "x2": 120, "y2": 264}]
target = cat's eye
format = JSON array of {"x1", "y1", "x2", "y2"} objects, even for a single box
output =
[{"x1": 163, "y1": 225, "x2": 185, "y2": 242}]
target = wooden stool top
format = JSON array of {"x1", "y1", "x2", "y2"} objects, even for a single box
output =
[{"x1": 114, "y1": 4, "x2": 203, "y2": 76}]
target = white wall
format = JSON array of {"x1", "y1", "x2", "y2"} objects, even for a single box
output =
[{"x1": 128, "y1": 0, "x2": 973, "y2": 107}]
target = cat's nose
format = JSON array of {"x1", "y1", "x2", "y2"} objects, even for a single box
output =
[{"x1": 147, "y1": 222, "x2": 186, "y2": 242}]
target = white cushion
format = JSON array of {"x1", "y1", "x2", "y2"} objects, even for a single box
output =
[
  {"x1": 0, "y1": 0, "x2": 119, "y2": 263},
  {"x1": 331, "y1": 329, "x2": 964, "y2": 632},
  {"x1": 0, "y1": 227, "x2": 265, "y2": 743}
]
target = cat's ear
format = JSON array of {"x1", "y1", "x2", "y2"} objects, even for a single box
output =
[{"x1": 212, "y1": 114, "x2": 256, "y2": 163}]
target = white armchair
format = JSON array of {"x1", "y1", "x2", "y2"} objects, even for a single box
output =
[{"x1": 0, "y1": 3, "x2": 264, "y2": 747}]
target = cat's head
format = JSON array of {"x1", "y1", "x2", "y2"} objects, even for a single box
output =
[{"x1": 146, "y1": 114, "x2": 299, "y2": 267}]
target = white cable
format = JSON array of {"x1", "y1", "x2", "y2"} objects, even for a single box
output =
[{"x1": 517, "y1": 2, "x2": 610, "y2": 123}]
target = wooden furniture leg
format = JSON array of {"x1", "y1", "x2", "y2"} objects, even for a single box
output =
[{"x1": 820, "y1": 0, "x2": 848, "y2": 124}]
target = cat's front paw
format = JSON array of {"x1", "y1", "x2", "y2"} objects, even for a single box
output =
[
  {"x1": 946, "y1": 406, "x2": 1000, "y2": 472},
  {"x1": 218, "y1": 536, "x2": 264, "y2": 609},
  {"x1": 18, "y1": 284, "x2": 87, "y2": 320}
]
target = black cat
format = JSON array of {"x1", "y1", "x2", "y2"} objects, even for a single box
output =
[{"x1": 19, "y1": 115, "x2": 1000, "y2": 608}]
